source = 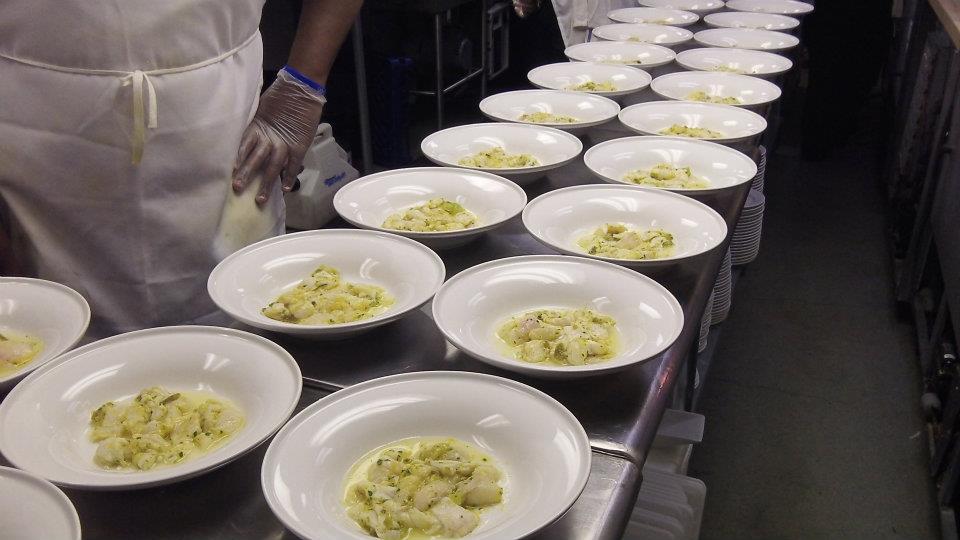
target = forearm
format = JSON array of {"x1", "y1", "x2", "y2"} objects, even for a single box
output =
[{"x1": 287, "y1": 0, "x2": 364, "y2": 85}]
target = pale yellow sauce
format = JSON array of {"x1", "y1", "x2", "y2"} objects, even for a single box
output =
[{"x1": 0, "y1": 329, "x2": 43, "y2": 377}]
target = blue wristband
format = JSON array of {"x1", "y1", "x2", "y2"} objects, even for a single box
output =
[{"x1": 282, "y1": 65, "x2": 327, "y2": 96}]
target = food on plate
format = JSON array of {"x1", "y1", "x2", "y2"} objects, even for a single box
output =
[
  {"x1": 626, "y1": 36, "x2": 651, "y2": 42},
  {"x1": 518, "y1": 111, "x2": 579, "y2": 124},
  {"x1": 457, "y1": 147, "x2": 540, "y2": 169},
  {"x1": 659, "y1": 123, "x2": 724, "y2": 138},
  {"x1": 567, "y1": 80, "x2": 618, "y2": 92},
  {"x1": 383, "y1": 198, "x2": 479, "y2": 232},
  {"x1": 710, "y1": 64, "x2": 744, "y2": 73},
  {"x1": 497, "y1": 308, "x2": 618, "y2": 366},
  {"x1": 601, "y1": 58, "x2": 641, "y2": 65},
  {"x1": 89, "y1": 386, "x2": 244, "y2": 471},
  {"x1": 262, "y1": 265, "x2": 394, "y2": 325},
  {"x1": 623, "y1": 163, "x2": 709, "y2": 189},
  {"x1": 0, "y1": 330, "x2": 43, "y2": 376},
  {"x1": 345, "y1": 437, "x2": 504, "y2": 539},
  {"x1": 686, "y1": 91, "x2": 743, "y2": 105},
  {"x1": 577, "y1": 223, "x2": 676, "y2": 260}
]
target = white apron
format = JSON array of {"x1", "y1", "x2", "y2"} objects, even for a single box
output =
[
  {"x1": 552, "y1": 0, "x2": 636, "y2": 45},
  {"x1": 0, "y1": 0, "x2": 283, "y2": 338}
]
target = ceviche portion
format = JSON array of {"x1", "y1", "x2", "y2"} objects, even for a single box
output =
[
  {"x1": 89, "y1": 387, "x2": 244, "y2": 471},
  {"x1": 458, "y1": 147, "x2": 540, "y2": 169},
  {"x1": 578, "y1": 223, "x2": 676, "y2": 260},
  {"x1": 345, "y1": 437, "x2": 504, "y2": 539},
  {"x1": 659, "y1": 124, "x2": 723, "y2": 138},
  {"x1": 518, "y1": 112, "x2": 579, "y2": 124},
  {"x1": 383, "y1": 199, "x2": 478, "y2": 232},
  {"x1": 567, "y1": 80, "x2": 618, "y2": 92},
  {"x1": 262, "y1": 265, "x2": 394, "y2": 325},
  {"x1": 686, "y1": 91, "x2": 743, "y2": 105},
  {"x1": 0, "y1": 330, "x2": 43, "y2": 377},
  {"x1": 623, "y1": 163, "x2": 709, "y2": 189},
  {"x1": 497, "y1": 308, "x2": 618, "y2": 366}
]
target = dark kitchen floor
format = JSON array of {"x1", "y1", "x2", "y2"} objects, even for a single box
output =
[{"x1": 687, "y1": 96, "x2": 941, "y2": 539}]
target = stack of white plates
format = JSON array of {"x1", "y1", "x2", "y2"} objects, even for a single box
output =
[
  {"x1": 730, "y1": 189, "x2": 765, "y2": 265},
  {"x1": 710, "y1": 249, "x2": 732, "y2": 324},
  {"x1": 698, "y1": 290, "x2": 714, "y2": 352},
  {"x1": 751, "y1": 145, "x2": 767, "y2": 192}
]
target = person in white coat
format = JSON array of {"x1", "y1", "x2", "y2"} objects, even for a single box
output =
[
  {"x1": 0, "y1": 0, "x2": 363, "y2": 338},
  {"x1": 514, "y1": 0, "x2": 635, "y2": 46}
]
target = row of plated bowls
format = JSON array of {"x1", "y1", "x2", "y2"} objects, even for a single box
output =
[
  {"x1": 586, "y1": 25, "x2": 800, "y2": 52},
  {"x1": 607, "y1": 5, "x2": 805, "y2": 28}
]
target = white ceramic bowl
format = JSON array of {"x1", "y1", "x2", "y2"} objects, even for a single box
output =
[
  {"x1": 703, "y1": 11, "x2": 799, "y2": 30},
  {"x1": 608, "y1": 7, "x2": 700, "y2": 26},
  {"x1": 565, "y1": 41, "x2": 676, "y2": 69},
  {"x1": 261, "y1": 371, "x2": 591, "y2": 539},
  {"x1": 527, "y1": 62, "x2": 652, "y2": 99},
  {"x1": 0, "y1": 277, "x2": 90, "y2": 393},
  {"x1": 725, "y1": 0, "x2": 813, "y2": 15},
  {"x1": 522, "y1": 185, "x2": 727, "y2": 269},
  {"x1": 0, "y1": 326, "x2": 302, "y2": 490},
  {"x1": 432, "y1": 255, "x2": 684, "y2": 378},
  {"x1": 676, "y1": 47, "x2": 792, "y2": 77},
  {"x1": 421, "y1": 123, "x2": 583, "y2": 184},
  {"x1": 209, "y1": 229, "x2": 445, "y2": 339},
  {"x1": 583, "y1": 136, "x2": 758, "y2": 194},
  {"x1": 0, "y1": 466, "x2": 81, "y2": 540},
  {"x1": 694, "y1": 28, "x2": 799, "y2": 51},
  {"x1": 593, "y1": 23, "x2": 694, "y2": 46},
  {"x1": 619, "y1": 100, "x2": 767, "y2": 144},
  {"x1": 479, "y1": 89, "x2": 621, "y2": 131},
  {"x1": 333, "y1": 167, "x2": 527, "y2": 249},
  {"x1": 637, "y1": 0, "x2": 725, "y2": 13},
  {"x1": 651, "y1": 71, "x2": 782, "y2": 107}
]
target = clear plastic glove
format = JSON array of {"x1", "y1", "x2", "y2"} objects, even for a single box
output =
[{"x1": 233, "y1": 69, "x2": 327, "y2": 205}]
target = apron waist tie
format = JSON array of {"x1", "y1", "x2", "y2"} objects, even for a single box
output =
[{"x1": 0, "y1": 31, "x2": 259, "y2": 165}]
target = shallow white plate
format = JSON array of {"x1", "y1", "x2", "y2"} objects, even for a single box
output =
[
  {"x1": 527, "y1": 62, "x2": 652, "y2": 99},
  {"x1": 522, "y1": 185, "x2": 727, "y2": 269},
  {"x1": 619, "y1": 100, "x2": 766, "y2": 144},
  {"x1": 583, "y1": 136, "x2": 757, "y2": 194},
  {"x1": 703, "y1": 11, "x2": 799, "y2": 30},
  {"x1": 565, "y1": 41, "x2": 676, "y2": 68},
  {"x1": 608, "y1": 7, "x2": 700, "y2": 26},
  {"x1": 0, "y1": 277, "x2": 90, "y2": 392},
  {"x1": 261, "y1": 371, "x2": 591, "y2": 539},
  {"x1": 637, "y1": 0, "x2": 725, "y2": 13},
  {"x1": 593, "y1": 23, "x2": 694, "y2": 46},
  {"x1": 0, "y1": 466, "x2": 81, "y2": 540},
  {"x1": 209, "y1": 229, "x2": 445, "y2": 338},
  {"x1": 725, "y1": 0, "x2": 813, "y2": 15},
  {"x1": 694, "y1": 28, "x2": 799, "y2": 51},
  {"x1": 432, "y1": 255, "x2": 684, "y2": 378},
  {"x1": 333, "y1": 167, "x2": 527, "y2": 249},
  {"x1": 651, "y1": 71, "x2": 782, "y2": 107},
  {"x1": 421, "y1": 123, "x2": 583, "y2": 183},
  {"x1": 676, "y1": 47, "x2": 792, "y2": 77},
  {"x1": 479, "y1": 89, "x2": 621, "y2": 131},
  {"x1": 0, "y1": 326, "x2": 302, "y2": 490}
]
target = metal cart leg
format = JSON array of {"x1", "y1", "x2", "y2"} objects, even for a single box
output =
[
  {"x1": 352, "y1": 19, "x2": 373, "y2": 174},
  {"x1": 435, "y1": 13, "x2": 445, "y2": 131}
]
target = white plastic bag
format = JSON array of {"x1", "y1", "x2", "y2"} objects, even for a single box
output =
[{"x1": 285, "y1": 123, "x2": 359, "y2": 230}]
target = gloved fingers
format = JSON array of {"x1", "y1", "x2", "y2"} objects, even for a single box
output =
[
  {"x1": 234, "y1": 137, "x2": 271, "y2": 194},
  {"x1": 281, "y1": 159, "x2": 305, "y2": 192},
  {"x1": 256, "y1": 146, "x2": 289, "y2": 205},
  {"x1": 233, "y1": 129, "x2": 261, "y2": 191}
]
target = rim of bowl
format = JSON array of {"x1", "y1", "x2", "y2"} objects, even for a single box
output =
[
  {"x1": 564, "y1": 41, "x2": 677, "y2": 68},
  {"x1": 650, "y1": 71, "x2": 782, "y2": 106},
  {"x1": 333, "y1": 167, "x2": 528, "y2": 239},
  {"x1": 675, "y1": 47, "x2": 793, "y2": 75},
  {"x1": 207, "y1": 229, "x2": 446, "y2": 331},
  {"x1": 479, "y1": 89, "x2": 622, "y2": 128},
  {"x1": 617, "y1": 100, "x2": 768, "y2": 143},
  {"x1": 0, "y1": 466, "x2": 82, "y2": 540},
  {"x1": 420, "y1": 122, "x2": 584, "y2": 173}
]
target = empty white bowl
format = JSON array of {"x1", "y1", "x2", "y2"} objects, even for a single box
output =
[
  {"x1": 608, "y1": 7, "x2": 700, "y2": 26},
  {"x1": 522, "y1": 185, "x2": 727, "y2": 269},
  {"x1": 333, "y1": 167, "x2": 527, "y2": 249},
  {"x1": 725, "y1": 0, "x2": 813, "y2": 15},
  {"x1": 0, "y1": 326, "x2": 302, "y2": 490},
  {"x1": 703, "y1": 11, "x2": 799, "y2": 31},
  {"x1": 261, "y1": 371, "x2": 591, "y2": 539},
  {"x1": 619, "y1": 100, "x2": 767, "y2": 144},
  {"x1": 208, "y1": 229, "x2": 445, "y2": 338},
  {"x1": 479, "y1": 89, "x2": 621, "y2": 131},
  {"x1": 583, "y1": 136, "x2": 758, "y2": 194},
  {"x1": 527, "y1": 62, "x2": 652, "y2": 99},
  {"x1": 565, "y1": 41, "x2": 676, "y2": 68},
  {"x1": 651, "y1": 71, "x2": 782, "y2": 107},
  {"x1": 694, "y1": 28, "x2": 800, "y2": 51},
  {"x1": 593, "y1": 23, "x2": 694, "y2": 46},
  {"x1": 0, "y1": 466, "x2": 81, "y2": 540},
  {"x1": 676, "y1": 47, "x2": 793, "y2": 77},
  {"x1": 432, "y1": 255, "x2": 684, "y2": 378},
  {"x1": 637, "y1": 0, "x2": 725, "y2": 13},
  {"x1": 0, "y1": 277, "x2": 90, "y2": 393},
  {"x1": 421, "y1": 123, "x2": 583, "y2": 184}
]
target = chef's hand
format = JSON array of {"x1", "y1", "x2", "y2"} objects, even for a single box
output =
[{"x1": 232, "y1": 69, "x2": 326, "y2": 205}]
